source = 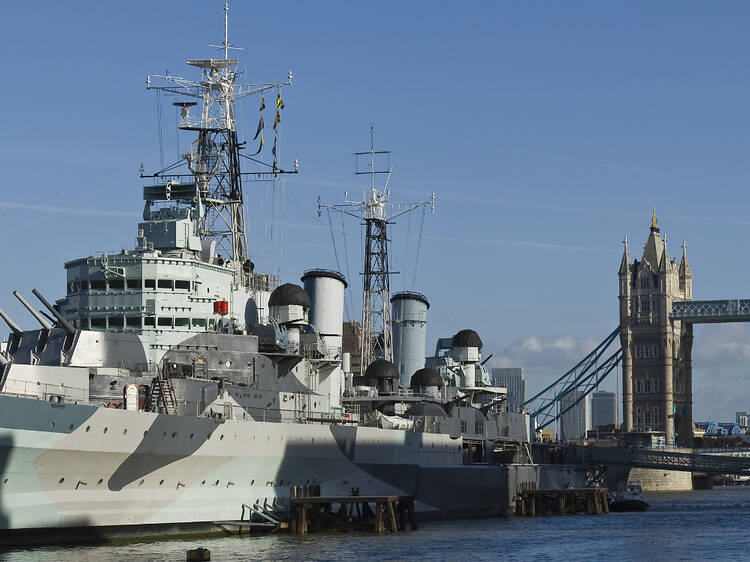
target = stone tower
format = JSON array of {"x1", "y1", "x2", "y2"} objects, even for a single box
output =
[{"x1": 619, "y1": 211, "x2": 693, "y2": 446}]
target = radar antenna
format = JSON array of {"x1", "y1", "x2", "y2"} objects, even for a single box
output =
[
  {"x1": 318, "y1": 127, "x2": 436, "y2": 374},
  {"x1": 142, "y1": 3, "x2": 294, "y2": 286}
]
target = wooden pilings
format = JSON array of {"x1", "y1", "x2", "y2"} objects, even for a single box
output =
[
  {"x1": 290, "y1": 495, "x2": 417, "y2": 535},
  {"x1": 515, "y1": 488, "x2": 609, "y2": 516}
]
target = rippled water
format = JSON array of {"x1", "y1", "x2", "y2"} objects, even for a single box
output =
[{"x1": 5, "y1": 487, "x2": 750, "y2": 561}]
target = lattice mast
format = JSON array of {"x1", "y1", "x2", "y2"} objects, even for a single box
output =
[
  {"x1": 143, "y1": 3, "x2": 293, "y2": 286},
  {"x1": 319, "y1": 128, "x2": 435, "y2": 374}
]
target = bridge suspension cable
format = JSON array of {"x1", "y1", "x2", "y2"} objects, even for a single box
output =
[{"x1": 521, "y1": 326, "x2": 622, "y2": 433}]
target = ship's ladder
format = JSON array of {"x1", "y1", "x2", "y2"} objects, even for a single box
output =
[{"x1": 150, "y1": 365, "x2": 178, "y2": 415}]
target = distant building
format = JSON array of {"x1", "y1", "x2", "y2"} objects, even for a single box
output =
[
  {"x1": 591, "y1": 391, "x2": 618, "y2": 429},
  {"x1": 560, "y1": 389, "x2": 590, "y2": 441},
  {"x1": 491, "y1": 368, "x2": 526, "y2": 412},
  {"x1": 737, "y1": 411, "x2": 749, "y2": 430}
]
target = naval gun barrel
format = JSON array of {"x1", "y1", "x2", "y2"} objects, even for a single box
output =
[
  {"x1": 32, "y1": 289, "x2": 76, "y2": 335},
  {"x1": 0, "y1": 307, "x2": 22, "y2": 335},
  {"x1": 13, "y1": 291, "x2": 52, "y2": 330}
]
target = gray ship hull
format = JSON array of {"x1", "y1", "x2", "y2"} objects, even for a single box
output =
[{"x1": 0, "y1": 395, "x2": 538, "y2": 543}]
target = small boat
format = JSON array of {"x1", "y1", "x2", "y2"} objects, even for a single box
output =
[{"x1": 610, "y1": 480, "x2": 649, "y2": 512}]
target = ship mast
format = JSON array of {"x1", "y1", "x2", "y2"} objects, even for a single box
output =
[
  {"x1": 319, "y1": 127, "x2": 435, "y2": 374},
  {"x1": 143, "y1": 3, "x2": 294, "y2": 286}
]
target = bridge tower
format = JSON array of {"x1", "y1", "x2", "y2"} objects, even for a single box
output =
[{"x1": 619, "y1": 211, "x2": 694, "y2": 446}]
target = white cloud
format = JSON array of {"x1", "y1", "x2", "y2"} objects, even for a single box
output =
[
  {"x1": 486, "y1": 327, "x2": 750, "y2": 420},
  {"x1": 489, "y1": 334, "x2": 605, "y2": 400}
]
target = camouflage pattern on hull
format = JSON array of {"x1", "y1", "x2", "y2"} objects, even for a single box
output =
[{"x1": 0, "y1": 395, "x2": 534, "y2": 533}]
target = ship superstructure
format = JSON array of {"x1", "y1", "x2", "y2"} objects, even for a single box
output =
[{"x1": 0, "y1": 5, "x2": 565, "y2": 545}]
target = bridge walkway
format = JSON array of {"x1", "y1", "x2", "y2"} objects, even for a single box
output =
[{"x1": 552, "y1": 445, "x2": 750, "y2": 475}]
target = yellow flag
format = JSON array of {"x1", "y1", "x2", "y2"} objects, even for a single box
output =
[
  {"x1": 273, "y1": 110, "x2": 280, "y2": 129},
  {"x1": 276, "y1": 93, "x2": 285, "y2": 109},
  {"x1": 252, "y1": 132, "x2": 264, "y2": 156}
]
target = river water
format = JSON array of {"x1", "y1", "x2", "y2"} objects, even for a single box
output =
[{"x1": 4, "y1": 487, "x2": 749, "y2": 561}]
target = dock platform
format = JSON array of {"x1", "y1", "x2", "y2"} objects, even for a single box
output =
[
  {"x1": 516, "y1": 488, "x2": 609, "y2": 516},
  {"x1": 290, "y1": 494, "x2": 417, "y2": 534}
]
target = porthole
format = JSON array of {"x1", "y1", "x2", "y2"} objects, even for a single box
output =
[
  {"x1": 103, "y1": 427, "x2": 108, "y2": 434},
  {"x1": 58, "y1": 478, "x2": 65, "y2": 485},
  {"x1": 201, "y1": 480, "x2": 206, "y2": 486},
  {"x1": 207, "y1": 434, "x2": 211, "y2": 440},
  {"x1": 215, "y1": 480, "x2": 220, "y2": 486},
  {"x1": 162, "y1": 432, "x2": 167, "y2": 438},
  {"x1": 85, "y1": 426, "x2": 91, "y2": 432},
  {"x1": 266, "y1": 435, "x2": 270, "y2": 442},
  {"x1": 68, "y1": 424, "x2": 74, "y2": 431},
  {"x1": 311, "y1": 437, "x2": 315, "y2": 444},
  {"x1": 97, "y1": 479, "x2": 103, "y2": 486},
  {"x1": 159, "y1": 479, "x2": 164, "y2": 486},
  {"x1": 171, "y1": 432, "x2": 177, "y2": 438},
  {"x1": 122, "y1": 429, "x2": 127, "y2": 436},
  {"x1": 50, "y1": 422, "x2": 55, "y2": 429},
  {"x1": 143, "y1": 430, "x2": 148, "y2": 437},
  {"x1": 189, "y1": 433, "x2": 194, "y2": 439},
  {"x1": 220, "y1": 434, "x2": 224, "y2": 441},
  {"x1": 139, "y1": 479, "x2": 144, "y2": 486},
  {"x1": 250, "y1": 480, "x2": 255, "y2": 486},
  {"x1": 2, "y1": 478, "x2": 7, "y2": 484}
]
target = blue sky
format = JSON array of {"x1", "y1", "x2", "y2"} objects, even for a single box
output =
[{"x1": 1, "y1": 1, "x2": 750, "y2": 420}]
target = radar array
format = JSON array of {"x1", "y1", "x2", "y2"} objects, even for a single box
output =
[
  {"x1": 142, "y1": 3, "x2": 296, "y2": 286},
  {"x1": 319, "y1": 127, "x2": 435, "y2": 374}
]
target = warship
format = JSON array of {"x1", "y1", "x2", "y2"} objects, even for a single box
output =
[{"x1": 0, "y1": 5, "x2": 570, "y2": 545}]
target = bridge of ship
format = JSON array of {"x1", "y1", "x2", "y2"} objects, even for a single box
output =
[{"x1": 521, "y1": 298, "x2": 750, "y2": 438}]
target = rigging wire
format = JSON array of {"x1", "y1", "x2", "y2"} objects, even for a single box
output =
[
  {"x1": 412, "y1": 205, "x2": 427, "y2": 287},
  {"x1": 402, "y1": 211, "x2": 412, "y2": 292},
  {"x1": 326, "y1": 208, "x2": 351, "y2": 320},
  {"x1": 340, "y1": 212, "x2": 356, "y2": 321},
  {"x1": 156, "y1": 89, "x2": 164, "y2": 168},
  {"x1": 389, "y1": 251, "x2": 460, "y2": 332}
]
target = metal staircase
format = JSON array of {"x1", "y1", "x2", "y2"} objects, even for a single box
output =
[{"x1": 149, "y1": 366, "x2": 178, "y2": 415}]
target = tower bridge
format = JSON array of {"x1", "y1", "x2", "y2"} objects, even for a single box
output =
[{"x1": 524, "y1": 211, "x2": 749, "y2": 448}]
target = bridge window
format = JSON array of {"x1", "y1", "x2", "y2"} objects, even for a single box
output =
[
  {"x1": 158, "y1": 279, "x2": 173, "y2": 290},
  {"x1": 126, "y1": 316, "x2": 141, "y2": 328},
  {"x1": 158, "y1": 317, "x2": 173, "y2": 328},
  {"x1": 145, "y1": 279, "x2": 156, "y2": 289},
  {"x1": 108, "y1": 279, "x2": 124, "y2": 290},
  {"x1": 127, "y1": 278, "x2": 141, "y2": 289},
  {"x1": 175, "y1": 318, "x2": 189, "y2": 328},
  {"x1": 108, "y1": 316, "x2": 124, "y2": 328},
  {"x1": 90, "y1": 280, "x2": 106, "y2": 290},
  {"x1": 460, "y1": 420, "x2": 467, "y2": 433},
  {"x1": 90, "y1": 317, "x2": 106, "y2": 329},
  {"x1": 175, "y1": 280, "x2": 190, "y2": 290},
  {"x1": 193, "y1": 318, "x2": 207, "y2": 329},
  {"x1": 144, "y1": 316, "x2": 156, "y2": 327}
]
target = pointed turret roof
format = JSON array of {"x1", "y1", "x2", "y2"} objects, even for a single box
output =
[
  {"x1": 642, "y1": 208, "x2": 665, "y2": 273},
  {"x1": 679, "y1": 240, "x2": 692, "y2": 279},
  {"x1": 619, "y1": 235, "x2": 631, "y2": 275}
]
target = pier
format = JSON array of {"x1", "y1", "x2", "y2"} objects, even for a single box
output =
[
  {"x1": 290, "y1": 493, "x2": 417, "y2": 535},
  {"x1": 516, "y1": 486, "x2": 609, "y2": 516}
]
